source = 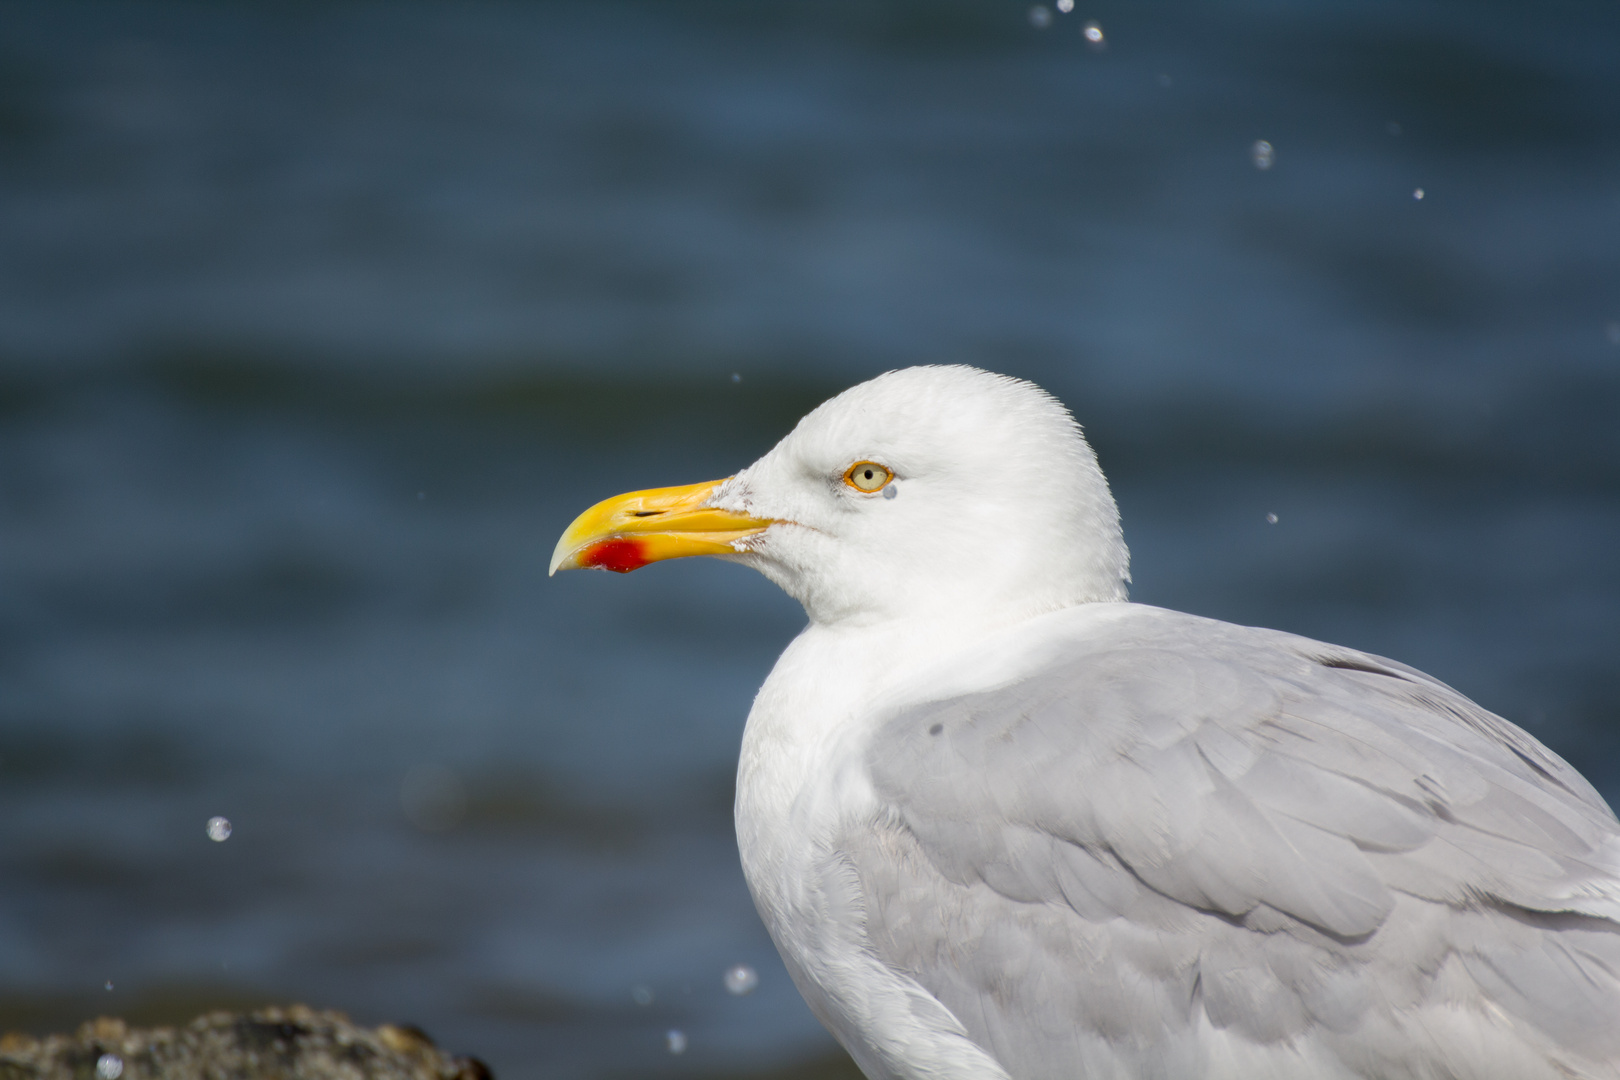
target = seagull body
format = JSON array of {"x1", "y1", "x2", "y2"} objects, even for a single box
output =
[{"x1": 552, "y1": 367, "x2": 1620, "y2": 1080}]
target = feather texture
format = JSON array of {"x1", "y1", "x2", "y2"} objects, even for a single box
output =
[{"x1": 847, "y1": 605, "x2": 1620, "y2": 1079}]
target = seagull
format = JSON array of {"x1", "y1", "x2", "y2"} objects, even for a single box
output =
[{"x1": 551, "y1": 366, "x2": 1620, "y2": 1080}]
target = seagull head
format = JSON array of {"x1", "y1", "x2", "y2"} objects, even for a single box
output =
[{"x1": 551, "y1": 366, "x2": 1129, "y2": 627}]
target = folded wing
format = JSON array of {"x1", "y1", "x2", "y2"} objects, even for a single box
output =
[{"x1": 851, "y1": 607, "x2": 1620, "y2": 1079}]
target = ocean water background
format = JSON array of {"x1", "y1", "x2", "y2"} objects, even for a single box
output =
[{"x1": 1, "y1": 0, "x2": 1617, "y2": 1076}]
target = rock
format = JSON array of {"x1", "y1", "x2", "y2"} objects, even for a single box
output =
[{"x1": 0, "y1": 1005, "x2": 492, "y2": 1080}]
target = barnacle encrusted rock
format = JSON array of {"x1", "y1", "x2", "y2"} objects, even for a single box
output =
[{"x1": 0, "y1": 1006, "x2": 491, "y2": 1080}]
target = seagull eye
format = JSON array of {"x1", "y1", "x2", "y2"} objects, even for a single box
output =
[{"x1": 843, "y1": 461, "x2": 893, "y2": 493}]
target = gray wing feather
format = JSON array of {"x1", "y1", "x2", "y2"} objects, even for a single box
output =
[{"x1": 852, "y1": 607, "x2": 1620, "y2": 1078}]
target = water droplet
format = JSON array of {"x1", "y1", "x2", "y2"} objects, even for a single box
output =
[
  {"x1": 1386, "y1": 121, "x2": 1402, "y2": 136},
  {"x1": 1412, "y1": 187, "x2": 1425, "y2": 200},
  {"x1": 631, "y1": 984, "x2": 654, "y2": 1006},
  {"x1": 1028, "y1": 6, "x2": 1052, "y2": 29},
  {"x1": 96, "y1": 1054, "x2": 124, "y2": 1080},
  {"x1": 1266, "y1": 513, "x2": 1279, "y2": 525},
  {"x1": 206, "y1": 816, "x2": 232, "y2": 842},
  {"x1": 882, "y1": 484, "x2": 897, "y2": 500},
  {"x1": 1605, "y1": 322, "x2": 1620, "y2": 345},
  {"x1": 1157, "y1": 73, "x2": 1173, "y2": 88},
  {"x1": 723, "y1": 964, "x2": 759, "y2": 995},
  {"x1": 730, "y1": 373, "x2": 741, "y2": 383},
  {"x1": 665, "y1": 1030, "x2": 687, "y2": 1055},
  {"x1": 1251, "y1": 140, "x2": 1275, "y2": 170},
  {"x1": 417, "y1": 491, "x2": 426, "y2": 501},
  {"x1": 1055, "y1": 0, "x2": 1074, "y2": 12},
  {"x1": 1082, "y1": 20, "x2": 1105, "y2": 47},
  {"x1": 104, "y1": 981, "x2": 113, "y2": 991}
]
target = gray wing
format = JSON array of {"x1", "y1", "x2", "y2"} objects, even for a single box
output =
[{"x1": 852, "y1": 606, "x2": 1620, "y2": 1080}]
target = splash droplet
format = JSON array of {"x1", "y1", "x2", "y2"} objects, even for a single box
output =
[
  {"x1": 1412, "y1": 187, "x2": 1425, "y2": 200},
  {"x1": 724, "y1": 964, "x2": 760, "y2": 996},
  {"x1": 730, "y1": 373, "x2": 741, "y2": 384},
  {"x1": 666, "y1": 1030, "x2": 687, "y2": 1055},
  {"x1": 1266, "y1": 513, "x2": 1279, "y2": 525},
  {"x1": 1028, "y1": 6, "x2": 1052, "y2": 29},
  {"x1": 1605, "y1": 322, "x2": 1620, "y2": 345},
  {"x1": 631, "y1": 984, "x2": 654, "y2": 1006},
  {"x1": 206, "y1": 816, "x2": 232, "y2": 842},
  {"x1": 1386, "y1": 121, "x2": 1403, "y2": 136},
  {"x1": 96, "y1": 1055, "x2": 124, "y2": 1080},
  {"x1": 104, "y1": 981, "x2": 113, "y2": 991},
  {"x1": 1251, "y1": 140, "x2": 1275, "y2": 170},
  {"x1": 1056, "y1": 0, "x2": 1074, "y2": 11},
  {"x1": 1082, "y1": 20, "x2": 1105, "y2": 47}
]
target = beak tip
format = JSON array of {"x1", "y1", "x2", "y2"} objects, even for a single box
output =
[{"x1": 547, "y1": 543, "x2": 574, "y2": 577}]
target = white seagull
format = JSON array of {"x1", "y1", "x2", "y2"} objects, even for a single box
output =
[{"x1": 551, "y1": 366, "x2": 1620, "y2": 1080}]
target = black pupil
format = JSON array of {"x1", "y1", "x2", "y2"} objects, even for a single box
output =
[{"x1": 864, "y1": 470, "x2": 873, "y2": 479}]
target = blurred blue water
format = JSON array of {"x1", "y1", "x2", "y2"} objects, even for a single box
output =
[{"x1": 1, "y1": 1, "x2": 1618, "y2": 1078}]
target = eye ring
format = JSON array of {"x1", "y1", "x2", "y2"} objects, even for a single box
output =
[{"x1": 843, "y1": 461, "x2": 894, "y2": 493}]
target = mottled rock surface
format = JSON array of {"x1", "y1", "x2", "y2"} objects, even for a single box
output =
[{"x1": 0, "y1": 1006, "x2": 491, "y2": 1080}]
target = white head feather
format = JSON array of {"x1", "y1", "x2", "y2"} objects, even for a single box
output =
[{"x1": 710, "y1": 366, "x2": 1130, "y2": 628}]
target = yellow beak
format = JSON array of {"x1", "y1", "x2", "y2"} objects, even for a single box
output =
[{"x1": 549, "y1": 478, "x2": 774, "y2": 575}]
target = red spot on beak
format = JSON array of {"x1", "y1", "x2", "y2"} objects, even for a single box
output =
[{"x1": 580, "y1": 538, "x2": 649, "y2": 573}]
